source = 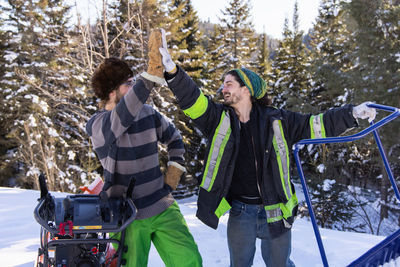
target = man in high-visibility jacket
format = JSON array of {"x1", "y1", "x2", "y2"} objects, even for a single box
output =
[{"x1": 158, "y1": 29, "x2": 376, "y2": 267}]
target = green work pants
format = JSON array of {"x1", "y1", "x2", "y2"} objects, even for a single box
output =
[{"x1": 112, "y1": 201, "x2": 202, "y2": 267}]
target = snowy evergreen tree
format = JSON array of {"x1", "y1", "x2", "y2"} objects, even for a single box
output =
[
  {"x1": 0, "y1": 8, "x2": 5, "y2": 79},
  {"x1": 0, "y1": 5, "x2": 16, "y2": 185},
  {"x1": 269, "y1": 1, "x2": 312, "y2": 112},
  {"x1": 268, "y1": 18, "x2": 291, "y2": 108},
  {"x1": 345, "y1": 0, "x2": 400, "y2": 220},
  {"x1": 299, "y1": 0, "x2": 400, "y2": 231},
  {"x1": 308, "y1": 0, "x2": 354, "y2": 111},
  {"x1": 162, "y1": 0, "x2": 205, "y2": 85},
  {"x1": 1, "y1": 0, "x2": 99, "y2": 191},
  {"x1": 217, "y1": 0, "x2": 258, "y2": 69},
  {"x1": 304, "y1": 0, "x2": 354, "y2": 207},
  {"x1": 254, "y1": 30, "x2": 271, "y2": 81},
  {"x1": 202, "y1": 24, "x2": 227, "y2": 94},
  {"x1": 1, "y1": 0, "x2": 56, "y2": 188},
  {"x1": 346, "y1": 0, "x2": 399, "y2": 108},
  {"x1": 308, "y1": 178, "x2": 357, "y2": 230}
]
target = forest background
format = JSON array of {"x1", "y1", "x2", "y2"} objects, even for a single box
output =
[{"x1": 0, "y1": 0, "x2": 399, "y2": 236}]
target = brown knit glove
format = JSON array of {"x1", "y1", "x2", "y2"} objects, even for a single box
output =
[
  {"x1": 140, "y1": 29, "x2": 166, "y2": 85},
  {"x1": 164, "y1": 162, "x2": 186, "y2": 191}
]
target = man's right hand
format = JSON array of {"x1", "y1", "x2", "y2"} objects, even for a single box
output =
[
  {"x1": 159, "y1": 29, "x2": 177, "y2": 74},
  {"x1": 140, "y1": 29, "x2": 167, "y2": 85}
]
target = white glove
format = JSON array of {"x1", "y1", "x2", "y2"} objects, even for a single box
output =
[
  {"x1": 352, "y1": 102, "x2": 377, "y2": 122},
  {"x1": 159, "y1": 29, "x2": 177, "y2": 73}
]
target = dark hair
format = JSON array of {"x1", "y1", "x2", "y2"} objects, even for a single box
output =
[
  {"x1": 225, "y1": 70, "x2": 246, "y2": 87},
  {"x1": 224, "y1": 69, "x2": 272, "y2": 106},
  {"x1": 91, "y1": 58, "x2": 133, "y2": 101},
  {"x1": 255, "y1": 93, "x2": 272, "y2": 106}
]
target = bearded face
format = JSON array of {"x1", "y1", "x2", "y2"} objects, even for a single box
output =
[
  {"x1": 222, "y1": 74, "x2": 247, "y2": 106},
  {"x1": 223, "y1": 90, "x2": 242, "y2": 106}
]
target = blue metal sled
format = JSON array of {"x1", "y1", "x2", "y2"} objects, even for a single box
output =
[{"x1": 293, "y1": 103, "x2": 400, "y2": 267}]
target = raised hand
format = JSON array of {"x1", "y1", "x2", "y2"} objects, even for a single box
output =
[{"x1": 159, "y1": 29, "x2": 177, "y2": 74}]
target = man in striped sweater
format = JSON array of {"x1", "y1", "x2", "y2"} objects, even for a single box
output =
[{"x1": 86, "y1": 58, "x2": 202, "y2": 267}]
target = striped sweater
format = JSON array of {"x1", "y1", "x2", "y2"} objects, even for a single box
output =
[{"x1": 86, "y1": 78, "x2": 185, "y2": 220}]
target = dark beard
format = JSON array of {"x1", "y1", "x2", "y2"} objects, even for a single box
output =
[{"x1": 224, "y1": 94, "x2": 241, "y2": 106}]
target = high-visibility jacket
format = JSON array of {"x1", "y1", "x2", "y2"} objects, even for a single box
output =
[{"x1": 166, "y1": 66, "x2": 358, "y2": 238}]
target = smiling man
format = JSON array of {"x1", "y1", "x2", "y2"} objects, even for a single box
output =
[{"x1": 157, "y1": 29, "x2": 376, "y2": 267}]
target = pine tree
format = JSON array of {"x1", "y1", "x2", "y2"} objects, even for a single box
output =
[
  {"x1": 304, "y1": 0, "x2": 354, "y2": 207},
  {"x1": 2, "y1": 0, "x2": 99, "y2": 191},
  {"x1": 308, "y1": 0, "x2": 354, "y2": 111},
  {"x1": 286, "y1": 1, "x2": 313, "y2": 112},
  {"x1": 269, "y1": 1, "x2": 312, "y2": 112},
  {"x1": 202, "y1": 24, "x2": 227, "y2": 94},
  {"x1": 1, "y1": 0, "x2": 52, "y2": 188},
  {"x1": 308, "y1": 177, "x2": 357, "y2": 230},
  {"x1": 255, "y1": 31, "x2": 271, "y2": 80},
  {"x1": 0, "y1": 8, "x2": 5, "y2": 79},
  {"x1": 347, "y1": 0, "x2": 399, "y2": 107},
  {"x1": 218, "y1": 0, "x2": 258, "y2": 69},
  {"x1": 0, "y1": 5, "x2": 16, "y2": 186},
  {"x1": 345, "y1": 0, "x2": 400, "y2": 221},
  {"x1": 268, "y1": 18, "x2": 291, "y2": 108}
]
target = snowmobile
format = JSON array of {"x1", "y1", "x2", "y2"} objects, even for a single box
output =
[{"x1": 34, "y1": 174, "x2": 137, "y2": 267}]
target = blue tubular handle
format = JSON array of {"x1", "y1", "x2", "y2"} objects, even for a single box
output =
[
  {"x1": 293, "y1": 103, "x2": 399, "y2": 267},
  {"x1": 294, "y1": 104, "x2": 399, "y2": 146}
]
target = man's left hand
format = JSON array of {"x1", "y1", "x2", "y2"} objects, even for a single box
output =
[
  {"x1": 352, "y1": 102, "x2": 377, "y2": 122},
  {"x1": 159, "y1": 29, "x2": 177, "y2": 74},
  {"x1": 164, "y1": 161, "x2": 186, "y2": 191}
]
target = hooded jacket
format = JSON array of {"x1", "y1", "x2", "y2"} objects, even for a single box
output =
[{"x1": 166, "y1": 66, "x2": 357, "y2": 238}]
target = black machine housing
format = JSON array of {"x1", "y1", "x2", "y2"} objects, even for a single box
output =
[{"x1": 34, "y1": 174, "x2": 136, "y2": 267}]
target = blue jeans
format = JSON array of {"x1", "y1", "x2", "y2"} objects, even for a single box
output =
[{"x1": 227, "y1": 200, "x2": 295, "y2": 267}]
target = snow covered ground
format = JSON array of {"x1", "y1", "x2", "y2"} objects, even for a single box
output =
[{"x1": 0, "y1": 186, "x2": 394, "y2": 267}]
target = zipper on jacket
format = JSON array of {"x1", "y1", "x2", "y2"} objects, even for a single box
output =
[{"x1": 251, "y1": 135, "x2": 263, "y2": 203}]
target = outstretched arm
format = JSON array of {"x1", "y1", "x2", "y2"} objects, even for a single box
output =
[
  {"x1": 283, "y1": 102, "x2": 377, "y2": 145},
  {"x1": 158, "y1": 29, "x2": 224, "y2": 138}
]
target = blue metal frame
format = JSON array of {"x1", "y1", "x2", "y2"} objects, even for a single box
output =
[
  {"x1": 293, "y1": 103, "x2": 400, "y2": 267},
  {"x1": 347, "y1": 228, "x2": 400, "y2": 266}
]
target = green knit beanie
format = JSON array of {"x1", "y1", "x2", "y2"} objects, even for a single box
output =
[{"x1": 233, "y1": 68, "x2": 267, "y2": 99}]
